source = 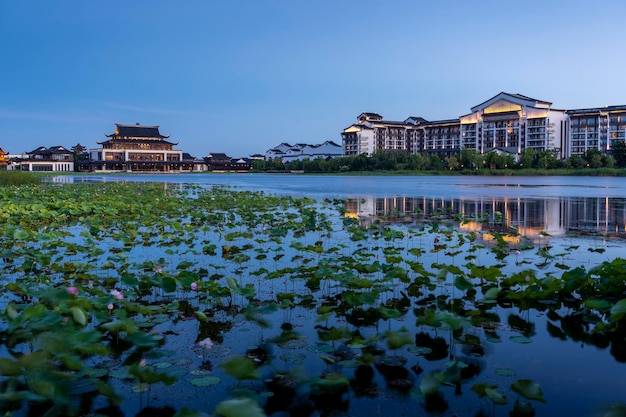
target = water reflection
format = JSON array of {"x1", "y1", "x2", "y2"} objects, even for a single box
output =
[{"x1": 345, "y1": 196, "x2": 626, "y2": 239}]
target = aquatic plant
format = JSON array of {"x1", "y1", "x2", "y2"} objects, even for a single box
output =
[{"x1": 0, "y1": 182, "x2": 624, "y2": 416}]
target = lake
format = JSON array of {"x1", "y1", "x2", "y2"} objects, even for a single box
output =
[{"x1": 29, "y1": 174, "x2": 626, "y2": 417}]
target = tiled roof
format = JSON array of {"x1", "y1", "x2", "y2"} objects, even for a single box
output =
[
  {"x1": 566, "y1": 105, "x2": 626, "y2": 115},
  {"x1": 98, "y1": 138, "x2": 178, "y2": 146},
  {"x1": 207, "y1": 152, "x2": 230, "y2": 159},
  {"x1": 107, "y1": 123, "x2": 169, "y2": 139}
]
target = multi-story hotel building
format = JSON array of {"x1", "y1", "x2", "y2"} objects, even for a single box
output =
[
  {"x1": 342, "y1": 92, "x2": 612, "y2": 159},
  {"x1": 342, "y1": 112, "x2": 422, "y2": 156},
  {"x1": 89, "y1": 123, "x2": 184, "y2": 172},
  {"x1": 565, "y1": 105, "x2": 626, "y2": 157}
]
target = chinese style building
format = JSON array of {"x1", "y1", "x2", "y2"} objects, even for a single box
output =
[
  {"x1": 0, "y1": 147, "x2": 8, "y2": 169},
  {"x1": 9, "y1": 146, "x2": 74, "y2": 171},
  {"x1": 88, "y1": 123, "x2": 185, "y2": 172}
]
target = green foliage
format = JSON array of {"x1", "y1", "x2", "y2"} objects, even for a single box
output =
[
  {"x1": 0, "y1": 180, "x2": 624, "y2": 416},
  {"x1": 0, "y1": 171, "x2": 41, "y2": 186}
]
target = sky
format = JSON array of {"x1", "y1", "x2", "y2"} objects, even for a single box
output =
[{"x1": 2, "y1": 0, "x2": 626, "y2": 158}]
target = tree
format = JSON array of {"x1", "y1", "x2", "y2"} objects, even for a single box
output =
[
  {"x1": 567, "y1": 154, "x2": 586, "y2": 169},
  {"x1": 584, "y1": 149, "x2": 603, "y2": 168},
  {"x1": 611, "y1": 140, "x2": 626, "y2": 168},
  {"x1": 428, "y1": 154, "x2": 443, "y2": 171},
  {"x1": 72, "y1": 143, "x2": 87, "y2": 172},
  {"x1": 517, "y1": 149, "x2": 535, "y2": 169},
  {"x1": 445, "y1": 156, "x2": 460, "y2": 171}
]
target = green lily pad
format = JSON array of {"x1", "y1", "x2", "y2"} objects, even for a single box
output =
[
  {"x1": 407, "y1": 346, "x2": 433, "y2": 355},
  {"x1": 109, "y1": 367, "x2": 132, "y2": 380},
  {"x1": 509, "y1": 336, "x2": 532, "y2": 344},
  {"x1": 337, "y1": 359, "x2": 359, "y2": 368},
  {"x1": 154, "y1": 362, "x2": 173, "y2": 369},
  {"x1": 190, "y1": 369, "x2": 211, "y2": 376},
  {"x1": 190, "y1": 376, "x2": 221, "y2": 387},
  {"x1": 485, "y1": 387, "x2": 507, "y2": 405},
  {"x1": 511, "y1": 379, "x2": 546, "y2": 403},
  {"x1": 132, "y1": 383, "x2": 149, "y2": 393},
  {"x1": 495, "y1": 368, "x2": 517, "y2": 377},
  {"x1": 215, "y1": 397, "x2": 266, "y2": 417}
]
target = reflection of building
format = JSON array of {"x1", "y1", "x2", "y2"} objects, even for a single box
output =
[
  {"x1": 9, "y1": 146, "x2": 74, "y2": 172},
  {"x1": 89, "y1": 123, "x2": 184, "y2": 172},
  {"x1": 344, "y1": 196, "x2": 626, "y2": 239},
  {"x1": 342, "y1": 92, "x2": 626, "y2": 159}
]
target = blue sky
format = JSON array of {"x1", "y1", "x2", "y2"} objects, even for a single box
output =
[{"x1": 2, "y1": 0, "x2": 626, "y2": 158}]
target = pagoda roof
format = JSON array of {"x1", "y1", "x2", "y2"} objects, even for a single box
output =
[
  {"x1": 97, "y1": 138, "x2": 179, "y2": 146},
  {"x1": 207, "y1": 152, "x2": 230, "y2": 159},
  {"x1": 106, "y1": 123, "x2": 170, "y2": 139},
  {"x1": 28, "y1": 145, "x2": 72, "y2": 155}
]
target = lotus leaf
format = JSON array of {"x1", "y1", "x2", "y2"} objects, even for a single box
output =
[{"x1": 511, "y1": 379, "x2": 546, "y2": 403}]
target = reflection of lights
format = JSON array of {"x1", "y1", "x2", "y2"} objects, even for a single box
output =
[
  {"x1": 459, "y1": 221, "x2": 482, "y2": 232},
  {"x1": 483, "y1": 233, "x2": 521, "y2": 245}
]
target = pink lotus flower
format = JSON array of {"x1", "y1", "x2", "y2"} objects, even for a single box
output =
[
  {"x1": 107, "y1": 303, "x2": 114, "y2": 310},
  {"x1": 66, "y1": 286, "x2": 79, "y2": 296},
  {"x1": 191, "y1": 282, "x2": 198, "y2": 291},
  {"x1": 156, "y1": 266, "x2": 163, "y2": 273},
  {"x1": 198, "y1": 337, "x2": 213, "y2": 350},
  {"x1": 110, "y1": 289, "x2": 123, "y2": 300}
]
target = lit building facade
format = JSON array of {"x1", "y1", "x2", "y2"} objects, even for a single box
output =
[
  {"x1": 89, "y1": 123, "x2": 184, "y2": 172},
  {"x1": 9, "y1": 146, "x2": 74, "y2": 171},
  {"x1": 460, "y1": 93, "x2": 567, "y2": 157},
  {"x1": 565, "y1": 105, "x2": 626, "y2": 157},
  {"x1": 341, "y1": 112, "x2": 421, "y2": 156},
  {"x1": 342, "y1": 93, "x2": 596, "y2": 158}
]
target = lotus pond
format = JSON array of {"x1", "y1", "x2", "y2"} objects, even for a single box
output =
[{"x1": 1, "y1": 180, "x2": 626, "y2": 417}]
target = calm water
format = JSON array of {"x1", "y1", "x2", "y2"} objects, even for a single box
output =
[
  {"x1": 54, "y1": 173, "x2": 626, "y2": 199},
  {"x1": 46, "y1": 173, "x2": 626, "y2": 416}
]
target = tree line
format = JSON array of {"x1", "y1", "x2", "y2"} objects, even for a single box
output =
[{"x1": 253, "y1": 141, "x2": 626, "y2": 173}]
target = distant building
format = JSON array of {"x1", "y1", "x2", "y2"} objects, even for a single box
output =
[
  {"x1": 204, "y1": 152, "x2": 252, "y2": 171},
  {"x1": 265, "y1": 141, "x2": 343, "y2": 162},
  {"x1": 565, "y1": 105, "x2": 626, "y2": 157},
  {"x1": 0, "y1": 147, "x2": 8, "y2": 169},
  {"x1": 265, "y1": 143, "x2": 293, "y2": 160},
  {"x1": 9, "y1": 146, "x2": 74, "y2": 171},
  {"x1": 342, "y1": 112, "x2": 421, "y2": 156},
  {"x1": 342, "y1": 92, "x2": 570, "y2": 158},
  {"x1": 458, "y1": 92, "x2": 567, "y2": 157},
  {"x1": 88, "y1": 123, "x2": 184, "y2": 172}
]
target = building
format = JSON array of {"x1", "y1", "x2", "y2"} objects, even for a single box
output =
[
  {"x1": 0, "y1": 147, "x2": 8, "y2": 169},
  {"x1": 341, "y1": 112, "x2": 421, "y2": 156},
  {"x1": 88, "y1": 123, "x2": 184, "y2": 172},
  {"x1": 204, "y1": 153, "x2": 252, "y2": 171},
  {"x1": 342, "y1": 92, "x2": 571, "y2": 158},
  {"x1": 9, "y1": 146, "x2": 74, "y2": 171},
  {"x1": 565, "y1": 105, "x2": 626, "y2": 157},
  {"x1": 266, "y1": 141, "x2": 343, "y2": 162},
  {"x1": 459, "y1": 92, "x2": 567, "y2": 157}
]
